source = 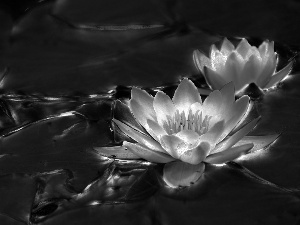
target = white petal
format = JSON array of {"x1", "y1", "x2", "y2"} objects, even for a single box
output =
[
  {"x1": 204, "y1": 143, "x2": 254, "y2": 164},
  {"x1": 222, "y1": 52, "x2": 240, "y2": 84},
  {"x1": 264, "y1": 60, "x2": 293, "y2": 89},
  {"x1": 129, "y1": 99, "x2": 156, "y2": 130},
  {"x1": 190, "y1": 102, "x2": 203, "y2": 114},
  {"x1": 258, "y1": 41, "x2": 268, "y2": 58},
  {"x1": 202, "y1": 89, "x2": 223, "y2": 119},
  {"x1": 203, "y1": 66, "x2": 228, "y2": 90},
  {"x1": 193, "y1": 50, "x2": 212, "y2": 73},
  {"x1": 266, "y1": 41, "x2": 275, "y2": 58},
  {"x1": 160, "y1": 121, "x2": 225, "y2": 164},
  {"x1": 113, "y1": 119, "x2": 166, "y2": 153},
  {"x1": 130, "y1": 87, "x2": 156, "y2": 127},
  {"x1": 129, "y1": 99, "x2": 161, "y2": 141},
  {"x1": 131, "y1": 86, "x2": 153, "y2": 103},
  {"x1": 197, "y1": 87, "x2": 212, "y2": 96},
  {"x1": 211, "y1": 50, "x2": 227, "y2": 72},
  {"x1": 175, "y1": 129, "x2": 200, "y2": 142},
  {"x1": 236, "y1": 38, "x2": 252, "y2": 58},
  {"x1": 256, "y1": 54, "x2": 277, "y2": 87},
  {"x1": 230, "y1": 99, "x2": 253, "y2": 133},
  {"x1": 246, "y1": 47, "x2": 261, "y2": 60},
  {"x1": 147, "y1": 119, "x2": 168, "y2": 140},
  {"x1": 172, "y1": 78, "x2": 202, "y2": 115},
  {"x1": 159, "y1": 134, "x2": 185, "y2": 158},
  {"x1": 198, "y1": 121, "x2": 225, "y2": 149},
  {"x1": 211, "y1": 117, "x2": 260, "y2": 154},
  {"x1": 210, "y1": 44, "x2": 219, "y2": 60},
  {"x1": 178, "y1": 142, "x2": 211, "y2": 164},
  {"x1": 93, "y1": 146, "x2": 140, "y2": 159},
  {"x1": 159, "y1": 134, "x2": 194, "y2": 159},
  {"x1": 220, "y1": 82, "x2": 235, "y2": 108},
  {"x1": 232, "y1": 134, "x2": 280, "y2": 152},
  {"x1": 220, "y1": 38, "x2": 235, "y2": 56},
  {"x1": 211, "y1": 82, "x2": 236, "y2": 127},
  {"x1": 238, "y1": 55, "x2": 262, "y2": 91},
  {"x1": 163, "y1": 161, "x2": 205, "y2": 188},
  {"x1": 225, "y1": 51, "x2": 246, "y2": 81},
  {"x1": 259, "y1": 41, "x2": 275, "y2": 61},
  {"x1": 160, "y1": 132, "x2": 210, "y2": 164},
  {"x1": 217, "y1": 95, "x2": 250, "y2": 141},
  {"x1": 115, "y1": 100, "x2": 145, "y2": 132},
  {"x1": 124, "y1": 141, "x2": 175, "y2": 163},
  {"x1": 153, "y1": 91, "x2": 176, "y2": 127}
]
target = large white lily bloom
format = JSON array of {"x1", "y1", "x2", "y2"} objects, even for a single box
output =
[
  {"x1": 94, "y1": 79, "x2": 278, "y2": 187},
  {"x1": 110, "y1": 78, "x2": 265, "y2": 187},
  {"x1": 193, "y1": 38, "x2": 293, "y2": 94}
]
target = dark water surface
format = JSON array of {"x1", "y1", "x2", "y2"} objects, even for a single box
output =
[{"x1": 0, "y1": 0, "x2": 300, "y2": 224}]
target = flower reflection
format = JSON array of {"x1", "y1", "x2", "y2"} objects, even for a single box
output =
[
  {"x1": 193, "y1": 38, "x2": 293, "y2": 94},
  {"x1": 112, "y1": 78, "x2": 263, "y2": 187}
]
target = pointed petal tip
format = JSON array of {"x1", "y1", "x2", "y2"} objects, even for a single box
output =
[
  {"x1": 236, "y1": 38, "x2": 252, "y2": 58},
  {"x1": 240, "y1": 38, "x2": 250, "y2": 44},
  {"x1": 131, "y1": 86, "x2": 142, "y2": 97},
  {"x1": 180, "y1": 77, "x2": 192, "y2": 84},
  {"x1": 193, "y1": 49, "x2": 201, "y2": 57},
  {"x1": 220, "y1": 38, "x2": 235, "y2": 54},
  {"x1": 153, "y1": 90, "x2": 176, "y2": 125},
  {"x1": 173, "y1": 78, "x2": 202, "y2": 111},
  {"x1": 131, "y1": 86, "x2": 154, "y2": 101},
  {"x1": 179, "y1": 78, "x2": 199, "y2": 91},
  {"x1": 210, "y1": 44, "x2": 218, "y2": 52}
]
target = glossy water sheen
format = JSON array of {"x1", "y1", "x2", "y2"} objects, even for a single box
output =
[{"x1": 0, "y1": 0, "x2": 300, "y2": 224}]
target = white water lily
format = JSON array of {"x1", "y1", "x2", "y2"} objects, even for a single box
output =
[
  {"x1": 193, "y1": 38, "x2": 293, "y2": 94},
  {"x1": 96, "y1": 79, "x2": 278, "y2": 188}
]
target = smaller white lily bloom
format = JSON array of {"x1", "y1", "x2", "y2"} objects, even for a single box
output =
[{"x1": 193, "y1": 38, "x2": 293, "y2": 94}]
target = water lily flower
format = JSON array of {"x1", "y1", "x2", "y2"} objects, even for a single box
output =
[
  {"x1": 193, "y1": 38, "x2": 293, "y2": 94},
  {"x1": 95, "y1": 79, "x2": 278, "y2": 188}
]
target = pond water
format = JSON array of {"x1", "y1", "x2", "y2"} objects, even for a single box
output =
[{"x1": 0, "y1": 0, "x2": 300, "y2": 224}]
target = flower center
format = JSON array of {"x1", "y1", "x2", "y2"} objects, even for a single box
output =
[{"x1": 163, "y1": 109, "x2": 211, "y2": 135}]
